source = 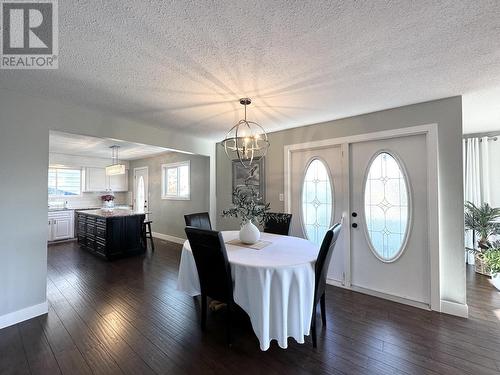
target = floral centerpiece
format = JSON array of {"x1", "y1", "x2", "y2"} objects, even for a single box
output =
[
  {"x1": 101, "y1": 193, "x2": 115, "y2": 209},
  {"x1": 222, "y1": 185, "x2": 282, "y2": 244}
]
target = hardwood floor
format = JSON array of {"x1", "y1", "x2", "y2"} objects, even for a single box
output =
[{"x1": 1, "y1": 240, "x2": 499, "y2": 375}]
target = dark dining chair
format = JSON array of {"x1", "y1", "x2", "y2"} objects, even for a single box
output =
[
  {"x1": 184, "y1": 212, "x2": 212, "y2": 230},
  {"x1": 184, "y1": 226, "x2": 235, "y2": 345},
  {"x1": 311, "y1": 223, "x2": 342, "y2": 348},
  {"x1": 263, "y1": 213, "x2": 292, "y2": 235}
]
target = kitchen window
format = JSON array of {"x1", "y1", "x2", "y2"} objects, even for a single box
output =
[
  {"x1": 48, "y1": 168, "x2": 82, "y2": 197},
  {"x1": 161, "y1": 161, "x2": 190, "y2": 200}
]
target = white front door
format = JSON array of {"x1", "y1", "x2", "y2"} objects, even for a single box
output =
[
  {"x1": 134, "y1": 167, "x2": 149, "y2": 213},
  {"x1": 286, "y1": 127, "x2": 437, "y2": 310},
  {"x1": 289, "y1": 146, "x2": 347, "y2": 284},
  {"x1": 349, "y1": 134, "x2": 430, "y2": 306}
]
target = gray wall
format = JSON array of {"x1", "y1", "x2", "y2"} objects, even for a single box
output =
[
  {"x1": 129, "y1": 152, "x2": 210, "y2": 239},
  {"x1": 0, "y1": 89, "x2": 214, "y2": 322},
  {"x1": 217, "y1": 97, "x2": 465, "y2": 308}
]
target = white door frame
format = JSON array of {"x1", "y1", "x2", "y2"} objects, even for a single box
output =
[
  {"x1": 284, "y1": 123, "x2": 440, "y2": 312},
  {"x1": 133, "y1": 166, "x2": 149, "y2": 211}
]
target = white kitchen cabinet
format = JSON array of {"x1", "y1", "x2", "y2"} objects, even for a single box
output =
[
  {"x1": 107, "y1": 172, "x2": 128, "y2": 192},
  {"x1": 82, "y1": 167, "x2": 128, "y2": 192},
  {"x1": 83, "y1": 167, "x2": 107, "y2": 192},
  {"x1": 48, "y1": 219, "x2": 52, "y2": 242},
  {"x1": 48, "y1": 210, "x2": 74, "y2": 242}
]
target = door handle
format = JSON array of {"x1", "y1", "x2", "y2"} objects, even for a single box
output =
[{"x1": 351, "y1": 223, "x2": 358, "y2": 228}]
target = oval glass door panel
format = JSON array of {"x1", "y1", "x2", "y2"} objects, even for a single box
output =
[
  {"x1": 301, "y1": 159, "x2": 333, "y2": 245},
  {"x1": 364, "y1": 152, "x2": 409, "y2": 261}
]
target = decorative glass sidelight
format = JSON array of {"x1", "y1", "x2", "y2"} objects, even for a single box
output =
[
  {"x1": 301, "y1": 159, "x2": 333, "y2": 245},
  {"x1": 364, "y1": 151, "x2": 410, "y2": 262}
]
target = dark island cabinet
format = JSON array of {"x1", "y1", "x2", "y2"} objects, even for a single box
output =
[{"x1": 76, "y1": 211, "x2": 146, "y2": 260}]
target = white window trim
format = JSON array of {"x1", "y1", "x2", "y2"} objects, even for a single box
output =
[
  {"x1": 48, "y1": 167, "x2": 82, "y2": 198},
  {"x1": 161, "y1": 161, "x2": 191, "y2": 200}
]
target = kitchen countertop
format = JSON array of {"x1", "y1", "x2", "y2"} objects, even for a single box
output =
[
  {"x1": 49, "y1": 206, "x2": 130, "y2": 212},
  {"x1": 48, "y1": 207, "x2": 102, "y2": 212},
  {"x1": 76, "y1": 209, "x2": 146, "y2": 218}
]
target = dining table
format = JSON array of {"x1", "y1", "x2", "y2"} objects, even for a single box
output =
[{"x1": 177, "y1": 230, "x2": 319, "y2": 351}]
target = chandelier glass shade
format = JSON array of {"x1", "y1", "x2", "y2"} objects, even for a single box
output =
[
  {"x1": 222, "y1": 98, "x2": 270, "y2": 168},
  {"x1": 106, "y1": 145, "x2": 126, "y2": 176}
]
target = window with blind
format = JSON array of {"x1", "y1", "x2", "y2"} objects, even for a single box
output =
[
  {"x1": 161, "y1": 161, "x2": 190, "y2": 200},
  {"x1": 48, "y1": 168, "x2": 82, "y2": 196}
]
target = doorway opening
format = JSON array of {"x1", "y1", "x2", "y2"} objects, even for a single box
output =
[{"x1": 47, "y1": 130, "x2": 211, "y2": 245}]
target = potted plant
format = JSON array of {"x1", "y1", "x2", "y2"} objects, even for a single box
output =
[
  {"x1": 464, "y1": 201, "x2": 500, "y2": 275},
  {"x1": 222, "y1": 185, "x2": 280, "y2": 244},
  {"x1": 483, "y1": 248, "x2": 500, "y2": 291}
]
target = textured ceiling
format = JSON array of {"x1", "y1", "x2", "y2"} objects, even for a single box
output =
[
  {"x1": 463, "y1": 86, "x2": 500, "y2": 135},
  {"x1": 2, "y1": 1, "x2": 500, "y2": 138},
  {"x1": 49, "y1": 131, "x2": 172, "y2": 160}
]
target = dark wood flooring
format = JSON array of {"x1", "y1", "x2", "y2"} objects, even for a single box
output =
[{"x1": 1, "y1": 240, "x2": 500, "y2": 375}]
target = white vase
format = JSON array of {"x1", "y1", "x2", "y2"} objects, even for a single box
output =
[
  {"x1": 239, "y1": 220, "x2": 260, "y2": 244},
  {"x1": 103, "y1": 200, "x2": 115, "y2": 209}
]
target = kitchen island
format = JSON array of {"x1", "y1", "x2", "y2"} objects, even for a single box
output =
[{"x1": 76, "y1": 209, "x2": 146, "y2": 260}]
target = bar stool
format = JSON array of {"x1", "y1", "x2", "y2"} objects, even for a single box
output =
[{"x1": 144, "y1": 220, "x2": 155, "y2": 251}]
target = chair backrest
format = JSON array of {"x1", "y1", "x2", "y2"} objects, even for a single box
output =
[
  {"x1": 314, "y1": 223, "x2": 342, "y2": 303},
  {"x1": 185, "y1": 226, "x2": 233, "y2": 303},
  {"x1": 263, "y1": 213, "x2": 293, "y2": 235},
  {"x1": 184, "y1": 212, "x2": 212, "y2": 230}
]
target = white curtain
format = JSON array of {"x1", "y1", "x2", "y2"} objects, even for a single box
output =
[
  {"x1": 463, "y1": 137, "x2": 490, "y2": 263},
  {"x1": 481, "y1": 139, "x2": 491, "y2": 204}
]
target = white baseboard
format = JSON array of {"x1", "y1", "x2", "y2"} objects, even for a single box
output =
[
  {"x1": 326, "y1": 278, "x2": 349, "y2": 289},
  {"x1": 325, "y1": 279, "x2": 470, "y2": 319},
  {"x1": 440, "y1": 300, "x2": 469, "y2": 318},
  {"x1": 352, "y1": 285, "x2": 431, "y2": 311},
  {"x1": 326, "y1": 278, "x2": 431, "y2": 311},
  {"x1": 152, "y1": 232, "x2": 185, "y2": 245},
  {"x1": 0, "y1": 301, "x2": 48, "y2": 329}
]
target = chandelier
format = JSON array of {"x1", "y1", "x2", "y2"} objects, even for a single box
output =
[
  {"x1": 221, "y1": 98, "x2": 270, "y2": 168},
  {"x1": 105, "y1": 145, "x2": 126, "y2": 176}
]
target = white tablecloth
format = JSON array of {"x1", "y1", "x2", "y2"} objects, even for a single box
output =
[{"x1": 177, "y1": 230, "x2": 319, "y2": 351}]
